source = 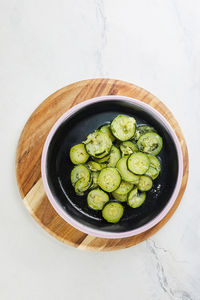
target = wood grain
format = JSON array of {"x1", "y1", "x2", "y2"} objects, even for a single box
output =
[{"x1": 16, "y1": 79, "x2": 189, "y2": 251}]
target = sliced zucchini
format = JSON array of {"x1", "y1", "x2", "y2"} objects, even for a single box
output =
[
  {"x1": 145, "y1": 166, "x2": 159, "y2": 180},
  {"x1": 98, "y1": 167, "x2": 121, "y2": 192},
  {"x1": 87, "y1": 189, "x2": 109, "y2": 210},
  {"x1": 70, "y1": 144, "x2": 89, "y2": 164},
  {"x1": 75, "y1": 177, "x2": 92, "y2": 195},
  {"x1": 128, "y1": 152, "x2": 150, "y2": 175},
  {"x1": 114, "y1": 180, "x2": 134, "y2": 195},
  {"x1": 137, "y1": 175, "x2": 153, "y2": 191},
  {"x1": 137, "y1": 132, "x2": 163, "y2": 156},
  {"x1": 116, "y1": 156, "x2": 140, "y2": 184},
  {"x1": 128, "y1": 188, "x2": 146, "y2": 208},
  {"x1": 111, "y1": 115, "x2": 136, "y2": 141},
  {"x1": 106, "y1": 145, "x2": 121, "y2": 167},
  {"x1": 86, "y1": 161, "x2": 102, "y2": 171},
  {"x1": 83, "y1": 131, "x2": 112, "y2": 158},
  {"x1": 102, "y1": 202, "x2": 124, "y2": 223},
  {"x1": 90, "y1": 171, "x2": 100, "y2": 189},
  {"x1": 134, "y1": 125, "x2": 156, "y2": 141},
  {"x1": 148, "y1": 155, "x2": 161, "y2": 172},
  {"x1": 99, "y1": 124, "x2": 115, "y2": 142},
  {"x1": 112, "y1": 191, "x2": 127, "y2": 202},
  {"x1": 93, "y1": 154, "x2": 110, "y2": 163},
  {"x1": 120, "y1": 141, "x2": 138, "y2": 156},
  {"x1": 71, "y1": 165, "x2": 90, "y2": 186}
]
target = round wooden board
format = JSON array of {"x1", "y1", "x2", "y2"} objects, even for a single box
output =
[{"x1": 16, "y1": 79, "x2": 189, "y2": 251}]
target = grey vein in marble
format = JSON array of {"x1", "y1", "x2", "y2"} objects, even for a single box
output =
[
  {"x1": 146, "y1": 239, "x2": 194, "y2": 300},
  {"x1": 95, "y1": 0, "x2": 107, "y2": 76}
]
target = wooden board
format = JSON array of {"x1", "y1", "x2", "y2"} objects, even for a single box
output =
[{"x1": 16, "y1": 79, "x2": 189, "y2": 251}]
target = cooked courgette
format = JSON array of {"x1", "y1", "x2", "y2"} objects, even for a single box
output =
[
  {"x1": 99, "y1": 124, "x2": 115, "y2": 142},
  {"x1": 102, "y1": 202, "x2": 124, "y2": 223},
  {"x1": 75, "y1": 177, "x2": 92, "y2": 195},
  {"x1": 70, "y1": 144, "x2": 89, "y2": 164},
  {"x1": 83, "y1": 131, "x2": 112, "y2": 158},
  {"x1": 111, "y1": 115, "x2": 136, "y2": 141},
  {"x1": 71, "y1": 165, "x2": 90, "y2": 186},
  {"x1": 106, "y1": 145, "x2": 121, "y2": 167},
  {"x1": 128, "y1": 188, "x2": 146, "y2": 208},
  {"x1": 114, "y1": 180, "x2": 133, "y2": 195},
  {"x1": 116, "y1": 156, "x2": 140, "y2": 184},
  {"x1": 128, "y1": 152, "x2": 150, "y2": 175},
  {"x1": 86, "y1": 161, "x2": 102, "y2": 171},
  {"x1": 137, "y1": 132, "x2": 163, "y2": 156},
  {"x1": 134, "y1": 125, "x2": 156, "y2": 141},
  {"x1": 90, "y1": 171, "x2": 100, "y2": 189},
  {"x1": 145, "y1": 167, "x2": 159, "y2": 180},
  {"x1": 112, "y1": 191, "x2": 127, "y2": 202},
  {"x1": 137, "y1": 175, "x2": 153, "y2": 191},
  {"x1": 120, "y1": 141, "x2": 138, "y2": 155},
  {"x1": 145, "y1": 155, "x2": 161, "y2": 179},
  {"x1": 87, "y1": 189, "x2": 109, "y2": 210},
  {"x1": 98, "y1": 167, "x2": 121, "y2": 192}
]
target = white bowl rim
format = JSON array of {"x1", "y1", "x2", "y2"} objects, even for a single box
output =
[{"x1": 41, "y1": 95, "x2": 183, "y2": 239}]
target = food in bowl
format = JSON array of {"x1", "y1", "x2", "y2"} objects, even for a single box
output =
[{"x1": 69, "y1": 114, "x2": 163, "y2": 223}]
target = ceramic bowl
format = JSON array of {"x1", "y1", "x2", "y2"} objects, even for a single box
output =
[{"x1": 41, "y1": 95, "x2": 183, "y2": 238}]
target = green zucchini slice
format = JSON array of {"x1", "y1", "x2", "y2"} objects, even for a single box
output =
[
  {"x1": 134, "y1": 125, "x2": 156, "y2": 141},
  {"x1": 98, "y1": 167, "x2": 121, "y2": 192},
  {"x1": 111, "y1": 115, "x2": 136, "y2": 141},
  {"x1": 93, "y1": 154, "x2": 110, "y2": 163},
  {"x1": 128, "y1": 188, "x2": 146, "y2": 208},
  {"x1": 83, "y1": 131, "x2": 112, "y2": 158},
  {"x1": 75, "y1": 177, "x2": 92, "y2": 195},
  {"x1": 116, "y1": 156, "x2": 140, "y2": 184},
  {"x1": 148, "y1": 155, "x2": 161, "y2": 172},
  {"x1": 128, "y1": 152, "x2": 150, "y2": 175},
  {"x1": 114, "y1": 180, "x2": 134, "y2": 195},
  {"x1": 99, "y1": 124, "x2": 115, "y2": 142},
  {"x1": 71, "y1": 165, "x2": 90, "y2": 186},
  {"x1": 145, "y1": 166, "x2": 159, "y2": 180},
  {"x1": 137, "y1": 132, "x2": 163, "y2": 156},
  {"x1": 87, "y1": 189, "x2": 109, "y2": 210},
  {"x1": 70, "y1": 144, "x2": 89, "y2": 164},
  {"x1": 120, "y1": 141, "x2": 138, "y2": 156},
  {"x1": 90, "y1": 171, "x2": 100, "y2": 189},
  {"x1": 106, "y1": 145, "x2": 121, "y2": 167},
  {"x1": 137, "y1": 175, "x2": 153, "y2": 191},
  {"x1": 86, "y1": 161, "x2": 102, "y2": 172},
  {"x1": 112, "y1": 191, "x2": 127, "y2": 202},
  {"x1": 102, "y1": 202, "x2": 124, "y2": 223}
]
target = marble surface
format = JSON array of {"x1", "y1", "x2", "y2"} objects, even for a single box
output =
[{"x1": 0, "y1": 0, "x2": 199, "y2": 299}]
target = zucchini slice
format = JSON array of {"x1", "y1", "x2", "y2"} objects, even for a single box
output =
[
  {"x1": 128, "y1": 152, "x2": 150, "y2": 175},
  {"x1": 71, "y1": 165, "x2": 90, "y2": 186},
  {"x1": 112, "y1": 191, "x2": 127, "y2": 202},
  {"x1": 86, "y1": 161, "x2": 102, "y2": 172},
  {"x1": 70, "y1": 144, "x2": 89, "y2": 164},
  {"x1": 87, "y1": 189, "x2": 109, "y2": 210},
  {"x1": 111, "y1": 115, "x2": 136, "y2": 141},
  {"x1": 102, "y1": 202, "x2": 124, "y2": 223},
  {"x1": 98, "y1": 167, "x2": 121, "y2": 192},
  {"x1": 145, "y1": 166, "x2": 159, "y2": 180},
  {"x1": 106, "y1": 145, "x2": 121, "y2": 167},
  {"x1": 148, "y1": 155, "x2": 161, "y2": 172},
  {"x1": 90, "y1": 171, "x2": 100, "y2": 189},
  {"x1": 137, "y1": 175, "x2": 153, "y2": 191},
  {"x1": 137, "y1": 132, "x2": 163, "y2": 156},
  {"x1": 83, "y1": 131, "x2": 112, "y2": 158},
  {"x1": 114, "y1": 180, "x2": 133, "y2": 195},
  {"x1": 93, "y1": 154, "x2": 110, "y2": 163},
  {"x1": 134, "y1": 125, "x2": 156, "y2": 141},
  {"x1": 128, "y1": 188, "x2": 146, "y2": 208},
  {"x1": 116, "y1": 156, "x2": 140, "y2": 184},
  {"x1": 75, "y1": 177, "x2": 92, "y2": 195},
  {"x1": 120, "y1": 141, "x2": 138, "y2": 156},
  {"x1": 99, "y1": 124, "x2": 115, "y2": 142}
]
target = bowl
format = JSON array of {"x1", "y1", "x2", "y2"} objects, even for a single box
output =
[{"x1": 41, "y1": 95, "x2": 183, "y2": 238}]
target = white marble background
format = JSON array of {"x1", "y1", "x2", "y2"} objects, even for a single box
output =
[{"x1": 0, "y1": 0, "x2": 200, "y2": 299}]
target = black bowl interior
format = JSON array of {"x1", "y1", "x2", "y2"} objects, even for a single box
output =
[{"x1": 46, "y1": 100, "x2": 178, "y2": 233}]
